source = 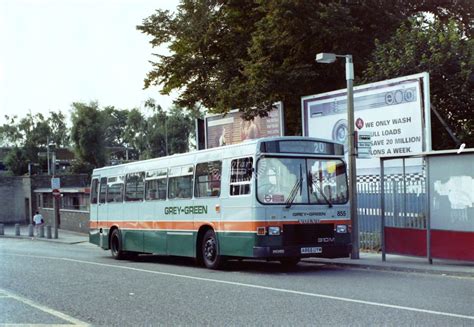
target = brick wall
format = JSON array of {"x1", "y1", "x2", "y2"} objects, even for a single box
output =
[
  {"x1": 0, "y1": 174, "x2": 90, "y2": 230},
  {"x1": 39, "y1": 208, "x2": 89, "y2": 234},
  {"x1": 0, "y1": 176, "x2": 30, "y2": 224}
]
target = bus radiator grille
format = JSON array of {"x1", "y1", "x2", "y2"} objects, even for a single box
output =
[{"x1": 282, "y1": 224, "x2": 334, "y2": 246}]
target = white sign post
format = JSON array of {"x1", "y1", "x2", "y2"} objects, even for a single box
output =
[
  {"x1": 356, "y1": 131, "x2": 372, "y2": 159},
  {"x1": 51, "y1": 177, "x2": 61, "y2": 190}
]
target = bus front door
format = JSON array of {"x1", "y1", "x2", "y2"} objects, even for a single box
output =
[
  {"x1": 89, "y1": 177, "x2": 100, "y2": 246},
  {"x1": 97, "y1": 177, "x2": 108, "y2": 248}
]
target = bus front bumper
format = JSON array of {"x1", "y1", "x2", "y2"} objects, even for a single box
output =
[{"x1": 253, "y1": 244, "x2": 352, "y2": 259}]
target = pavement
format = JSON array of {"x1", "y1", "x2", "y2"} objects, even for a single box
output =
[
  {"x1": 1, "y1": 224, "x2": 473, "y2": 277},
  {"x1": 0, "y1": 224, "x2": 88, "y2": 245}
]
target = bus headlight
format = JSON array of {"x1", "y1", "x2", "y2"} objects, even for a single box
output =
[
  {"x1": 336, "y1": 225, "x2": 347, "y2": 233},
  {"x1": 268, "y1": 226, "x2": 281, "y2": 236}
]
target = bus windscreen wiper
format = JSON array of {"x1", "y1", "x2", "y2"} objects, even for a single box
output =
[
  {"x1": 285, "y1": 165, "x2": 303, "y2": 209},
  {"x1": 308, "y1": 173, "x2": 333, "y2": 208}
]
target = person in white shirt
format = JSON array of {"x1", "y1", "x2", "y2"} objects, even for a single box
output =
[{"x1": 33, "y1": 211, "x2": 44, "y2": 236}]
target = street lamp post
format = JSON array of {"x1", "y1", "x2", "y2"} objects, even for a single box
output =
[
  {"x1": 316, "y1": 52, "x2": 359, "y2": 259},
  {"x1": 49, "y1": 141, "x2": 59, "y2": 239}
]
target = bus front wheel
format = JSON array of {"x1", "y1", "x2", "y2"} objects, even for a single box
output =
[
  {"x1": 110, "y1": 229, "x2": 126, "y2": 260},
  {"x1": 202, "y1": 229, "x2": 224, "y2": 269}
]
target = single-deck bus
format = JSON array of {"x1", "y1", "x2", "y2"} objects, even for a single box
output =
[{"x1": 89, "y1": 137, "x2": 351, "y2": 269}]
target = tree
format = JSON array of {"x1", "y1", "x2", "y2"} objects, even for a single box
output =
[
  {"x1": 0, "y1": 115, "x2": 23, "y2": 146},
  {"x1": 102, "y1": 106, "x2": 129, "y2": 148},
  {"x1": 101, "y1": 106, "x2": 130, "y2": 161},
  {"x1": 166, "y1": 105, "x2": 196, "y2": 154},
  {"x1": 142, "y1": 99, "x2": 168, "y2": 158},
  {"x1": 123, "y1": 108, "x2": 148, "y2": 160},
  {"x1": 363, "y1": 17, "x2": 473, "y2": 149},
  {"x1": 123, "y1": 99, "x2": 196, "y2": 160},
  {"x1": 70, "y1": 102, "x2": 107, "y2": 171},
  {"x1": 138, "y1": 0, "x2": 472, "y2": 135},
  {"x1": 137, "y1": 0, "x2": 262, "y2": 114},
  {"x1": 0, "y1": 110, "x2": 70, "y2": 175},
  {"x1": 4, "y1": 147, "x2": 29, "y2": 176},
  {"x1": 48, "y1": 111, "x2": 70, "y2": 148}
]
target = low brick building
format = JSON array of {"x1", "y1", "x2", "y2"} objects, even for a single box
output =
[
  {"x1": 0, "y1": 174, "x2": 91, "y2": 234},
  {"x1": 34, "y1": 186, "x2": 90, "y2": 234}
]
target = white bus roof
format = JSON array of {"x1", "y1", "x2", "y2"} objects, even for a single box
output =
[{"x1": 92, "y1": 136, "x2": 341, "y2": 175}]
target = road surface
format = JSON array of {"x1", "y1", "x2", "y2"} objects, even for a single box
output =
[{"x1": 0, "y1": 238, "x2": 473, "y2": 325}]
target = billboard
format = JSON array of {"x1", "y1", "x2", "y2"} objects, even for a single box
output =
[
  {"x1": 204, "y1": 102, "x2": 284, "y2": 149},
  {"x1": 302, "y1": 73, "x2": 431, "y2": 171}
]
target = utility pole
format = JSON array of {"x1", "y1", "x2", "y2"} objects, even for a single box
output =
[
  {"x1": 49, "y1": 141, "x2": 59, "y2": 239},
  {"x1": 316, "y1": 52, "x2": 359, "y2": 259}
]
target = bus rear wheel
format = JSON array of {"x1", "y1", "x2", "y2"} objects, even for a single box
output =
[
  {"x1": 202, "y1": 229, "x2": 224, "y2": 269},
  {"x1": 110, "y1": 229, "x2": 126, "y2": 260}
]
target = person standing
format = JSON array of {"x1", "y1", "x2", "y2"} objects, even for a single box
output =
[
  {"x1": 33, "y1": 211, "x2": 44, "y2": 236},
  {"x1": 218, "y1": 127, "x2": 227, "y2": 146},
  {"x1": 246, "y1": 119, "x2": 261, "y2": 140}
]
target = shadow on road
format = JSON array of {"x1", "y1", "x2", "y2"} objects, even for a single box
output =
[{"x1": 108, "y1": 254, "x2": 347, "y2": 275}]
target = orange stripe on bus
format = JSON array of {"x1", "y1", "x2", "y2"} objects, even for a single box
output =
[{"x1": 90, "y1": 219, "x2": 351, "y2": 232}]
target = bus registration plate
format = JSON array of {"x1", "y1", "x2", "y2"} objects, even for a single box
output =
[{"x1": 301, "y1": 247, "x2": 322, "y2": 254}]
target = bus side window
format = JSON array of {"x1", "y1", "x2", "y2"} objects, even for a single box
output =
[
  {"x1": 125, "y1": 172, "x2": 145, "y2": 202},
  {"x1": 91, "y1": 178, "x2": 99, "y2": 204},
  {"x1": 230, "y1": 157, "x2": 253, "y2": 196},
  {"x1": 99, "y1": 177, "x2": 107, "y2": 204},
  {"x1": 195, "y1": 161, "x2": 222, "y2": 198},
  {"x1": 107, "y1": 176, "x2": 124, "y2": 203},
  {"x1": 145, "y1": 168, "x2": 167, "y2": 201},
  {"x1": 168, "y1": 165, "x2": 193, "y2": 199}
]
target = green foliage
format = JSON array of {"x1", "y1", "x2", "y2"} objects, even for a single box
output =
[
  {"x1": 137, "y1": 0, "x2": 262, "y2": 114},
  {"x1": 363, "y1": 17, "x2": 473, "y2": 149},
  {"x1": 70, "y1": 159, "x2": 95, "y2": 176},
  {"x1": 0, "y1": 111, "x2": 70, "y2": 174},
  {"x1": 48, "y1": 111, "x2": 70, "y2": 148},
  {"x1": 166, "y1": 105, "x2": 196, "y2": 155},
  {"x1": 123, "y1": 99, "x2": 196, "y2": 160},
  {"x1": 68, "y1": 99, "x2": 195, "y2": 169},
  {"x1": 0, "y1": 111, "x2": 70, "y2": 148},
  {"x1": 4, "y1": 147, "x2": 29, "y2": 176},
  {"x1": 138, "y1": 0, "x2": 472, "y2": 137},
  {"x1": 2, "y1": 98, "x2": 194, "y2": 174},
  {"x1": 0, "y1": 115, "x2": 23, "y2": 146},
  {"x1": 102, "y1": 106, "x2": 129, "y2": 148},
  {"x1": 70, "y1": 102, "x2": 107, "y2": 169}
]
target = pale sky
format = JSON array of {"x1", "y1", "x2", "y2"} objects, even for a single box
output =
[{"x1": 0, "y1": 0, "x2": 179, "y2": 124}]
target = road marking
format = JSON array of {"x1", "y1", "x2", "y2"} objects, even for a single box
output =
[
  {"x1": 0, "y1": 288, "x2": 89, "y2": 326},
  {"x1": 4, "y1": 253, "x2": 474, "y2": 321}
]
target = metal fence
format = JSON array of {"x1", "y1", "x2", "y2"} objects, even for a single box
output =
[{"x1": 358, "y1": 179, "x2": 426, "y2": 251}]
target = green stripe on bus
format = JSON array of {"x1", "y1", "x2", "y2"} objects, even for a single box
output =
[
  {"x1": 119, "y1": 230, "x2": 257, "y2": 258},
  {"x1": 218, "y1": 232, "x2": 256, "y2": 257}
]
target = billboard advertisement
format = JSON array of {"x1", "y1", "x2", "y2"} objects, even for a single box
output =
[
  {"x1": 205, "y1": 102, "x2": 284, "y2": 149},
  {"x1": 302, "y1": 73, "x2": 431, "y2": 171}
]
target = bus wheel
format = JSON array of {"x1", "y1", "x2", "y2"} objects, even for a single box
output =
[
  {"x1": 202, "y1": 229, "x2": 223, "y2": 269},
  {"x1": 110, "y1": 229, "x2": 126, "y2": 260},
  {"x1": 279, "y1": 257, "x2": 300, "y2": 268}
]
